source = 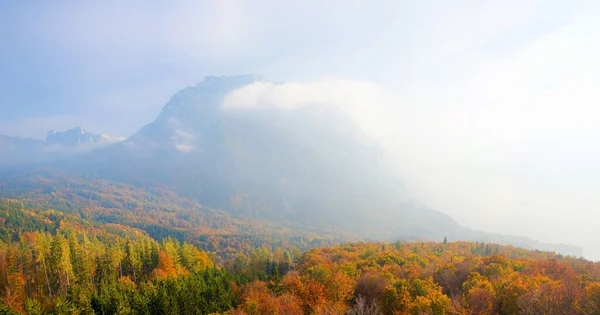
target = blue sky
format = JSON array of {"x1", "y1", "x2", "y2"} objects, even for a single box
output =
[
  {"x1": 1, "y1": 0, "x2": 587, "y2": 138},
  {"x1": 0, "y1": 0, "x2": 407, "y2": 137},
  {"x1": 2, "y1": 0, "x2": 600, "y2": 258}
]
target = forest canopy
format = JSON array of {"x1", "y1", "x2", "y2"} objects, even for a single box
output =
[{"x1": 1, "y1": 198, "x2": 600, "y2": 314}]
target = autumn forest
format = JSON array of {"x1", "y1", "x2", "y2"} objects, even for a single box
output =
[{"x1": 1, "y1": 193, "x2": 600, "y2": 315}]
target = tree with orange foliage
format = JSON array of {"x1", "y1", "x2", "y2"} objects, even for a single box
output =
[
  {"x1": 2, "y1": 272, "x2": 25, "y2": 313},
  {"x1": 298, "y1": 280, "x2": 327, "y2": 314},
  {"x1": 234, "y1": 280, "x2": 303, "y2": 315},
  {"x1": 462, "y1": 272, "x2": 495, "y2": 315},
  {"x1": 584, "y1": 282, "x2": 600, "y2": 314},
  {"x1": 153, "y1": 250, "x2": 178, "y2": 279},
  {"x1": 324, "y1": 270, "x2": 356, "y2": 309},
  {"x1": 379, "y1": 284, "x2": 412, "y2": 315}
]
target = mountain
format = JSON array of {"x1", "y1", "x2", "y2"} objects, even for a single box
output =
[
  {"x1": 0, "y1": 75, "x2": 583, "y2": 257},
  {"x1": 46, "y1": 126, "x2": 110, "y2": 146},
  {"x1": 0, "y1": 126, "x2": 113, "y2": 167},
  {"x1": 63, "y1": 75, "x2": 452, "y2": 238}
]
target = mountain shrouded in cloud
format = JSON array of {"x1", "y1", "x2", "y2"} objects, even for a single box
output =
[
  {"x1": 11, "y1": 74, "x2": 569, "y2": 256},
  {"x1": 66, "y1": 75, "x2": 426, "y2": 237},
  {"x1": 0, "y1": 74, "x2": 583, "y2": 255}
]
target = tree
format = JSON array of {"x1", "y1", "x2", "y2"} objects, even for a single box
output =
[
  {"x1": 462, "y1": 272, "x2": 495, "y2": 315},
  {"x1": 324, "y1": 270, "x2": 356, "y2": 311},
  {"x1": 23, "y1": 298, "x2": 43, "y2": 315},
  {"x1": 179, "y1": 242, "x2": 213, "y2": 273},
  {"x1": 347, "y1": 296, "x2": 383, "y2": 315},
  {"x1": 50, "y1": 234, "x2": 75, "y2": 294},
  {"x1": 154, "y1": 251, "x2": 177, "y2": 279},
  {"x1": 125, "y1": 239, "x2": 142, "y2": 282}
]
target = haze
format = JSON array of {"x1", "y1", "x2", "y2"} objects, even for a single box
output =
[{"x1": 2, "y1": 1, "x2": 600, "y2": 259}]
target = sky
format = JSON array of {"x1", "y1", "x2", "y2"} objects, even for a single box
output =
[{"x1": 2, "y1": 0, "x2": 600, "y2": 258}]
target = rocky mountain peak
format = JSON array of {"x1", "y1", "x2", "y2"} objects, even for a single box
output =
[{"x1": 46, "y1": 126, "x2": 108, "y2": 146}]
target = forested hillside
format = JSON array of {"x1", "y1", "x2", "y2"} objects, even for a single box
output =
[
  {"x1": 0, "y1": 171, "x2": 347, "y2": 260},
  {"x1": 1, "y1": 197, "x2": 599, "y2": 314}
]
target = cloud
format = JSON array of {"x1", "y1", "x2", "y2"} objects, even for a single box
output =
[
  {"x1": 220, "y1": 9, "x2": 600, "y2": 259},
  {"x1": 222, "y1": 78, "x2": 397, "y2": 142},
  {"x1": 388, "y1": 11, "x2": 600, "y2": 259},
  {"x1": 167, "y1": 117, "x2": 197, "y2": 153}
]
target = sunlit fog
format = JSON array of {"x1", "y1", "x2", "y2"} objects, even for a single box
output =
[{"x1": 2, "y1": 0, "x2": 599, "y2": 263}]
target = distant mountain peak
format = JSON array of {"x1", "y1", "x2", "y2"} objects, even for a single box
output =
[
  {"x1": 46, "y1": 126, "x2": 108, "y2": 146},
  {"x1": 0, "y1": 126, "x2": 116, "y2": 167},
  {"x1": 47, "y1": 126, "x2": 85, "y2": 138}
]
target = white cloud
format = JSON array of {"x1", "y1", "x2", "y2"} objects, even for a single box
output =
[
  {"x1": 389, "y1": 11, "x2": 600, "y2": 259},
  {"x1": 219, "y1": 8, "x2": 600, "y2": 259},
  {"x1": 222, "y1": 78, "x2": 396, "y2": 141},
  {"x1": 167, "y1": 117, "x2": 197, "y2": 153}
]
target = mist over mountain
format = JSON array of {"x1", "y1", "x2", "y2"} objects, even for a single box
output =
[
  {"x1": 63, "y1": 75, "x2": 425, "y2": 236},
  {"x1": 4, "y1": 74, "x2": 570, "y2": 256},
  {"x1": 0, "y1": 75, "x2": 583, "y2": 256},
  {"x1": 2, "y1": 3, "x2": 598, "y2": 313}
]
